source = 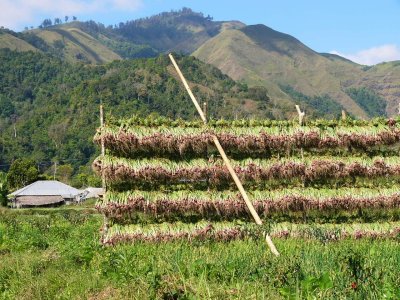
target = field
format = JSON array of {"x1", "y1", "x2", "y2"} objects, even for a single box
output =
[
  {"x1": 1, "y1": 207, "x2": 400, "y2": 299},
  {"x1": 2, "y1": 116, "x2": 400, "y2": 299}
]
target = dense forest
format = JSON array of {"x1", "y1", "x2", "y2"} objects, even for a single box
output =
[
  {"x1": 279, "y1": 85, "x2": 346, "y2": 119},
  {"x1": 346, "y1": 87, "x2": 387, "y2": 118},
  {"x1": 0, "y1": 49, "x2": 280, "y2": 179}
]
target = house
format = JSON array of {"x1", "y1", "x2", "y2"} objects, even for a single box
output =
[
  {"x1": 83, "y1": 187, "x2": 104, "y2": 199},
  {"x1": 9, "y1": 180, "x2": 85, "y2": 208}
]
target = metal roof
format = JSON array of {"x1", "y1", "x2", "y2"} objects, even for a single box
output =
[
  {"x1": 10, "y1": 180, "x2": 81, "y2": 197},
  {"x1": 84, "y1": 187, "x2": 104, "y2": 198}
]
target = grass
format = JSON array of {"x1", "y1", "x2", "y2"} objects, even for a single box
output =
[
  {"x1": 1, "y1": 206, "x2": 400, "y2": 299},
  {"x1": 33, "y1": 27, "x2": 121, "y2": 64},
  {"x1": 0, "y1": 34, "x2": 38, "y2": 52}
]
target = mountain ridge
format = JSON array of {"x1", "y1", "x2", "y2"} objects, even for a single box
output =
[
  {"x1": 0, "y1": 8, "x2": 399, "y2": 117},
  {"x1": 193, "y1": 25, "x2": 369, "y2": 117}
]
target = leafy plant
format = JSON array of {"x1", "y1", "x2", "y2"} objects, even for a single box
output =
[
  {"x1": 279, "y1": 272, "x2": 333, "y2": 299},
  {"x1": 6, "y1": 159, "x2": 39, "y2": 191},
  {"x1": 0, "y1": 172, "x2": 8, "y2": 207}
]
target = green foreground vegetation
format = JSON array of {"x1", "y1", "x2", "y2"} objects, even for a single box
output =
[{"x1": 1, "y1": 207, "x2": 399, "y2": 299}]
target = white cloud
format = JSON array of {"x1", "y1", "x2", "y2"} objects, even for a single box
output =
[
  {"x1": 0, "y1": 0, "x2": 143, "y2": 29},
  {"x1": 330, "y1": 44, "x2": 400, "y2": 65}
]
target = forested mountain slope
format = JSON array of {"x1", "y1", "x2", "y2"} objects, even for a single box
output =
[
  {"x1": 0, "y1": 9, "x2": 399, "y2": 117},
  {"x1": 0, "y1": 8, "x2": 400, "y2": 118},
  {"x1": 0, "y1": 50, "x2": 286, "y2": 170}
]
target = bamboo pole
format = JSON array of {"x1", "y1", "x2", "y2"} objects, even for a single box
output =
[
  {"x1": 100, "y1": 104, "x2": 105, "y2": 187},
  {"x1": 169, "y1": 53, "x2": 279, "y2": 256},
  {"x1": 100, "y1": 104, "x2": 108, "y2": 236},
  {"x1": 203, "y1": 102, "x2": 207, "y2": 119}
]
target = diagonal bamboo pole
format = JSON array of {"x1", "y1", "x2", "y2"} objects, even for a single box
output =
[{"x1": 169, "y1": 54, "x2": 279, "y2": 256}]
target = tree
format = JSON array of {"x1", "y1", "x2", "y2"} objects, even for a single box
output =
[
  {"x1": 57, "y1": 164, "x2": 73, "y2": 184},
  {"x1": 346, "y1": 87, "x2": 387, "y2": 117},
  {"x1": 54, "y1": 18, "x2": 61, "y2": 25},
  {"x1": 71, "y1": 166, "x2": 101, "y2": 188},
  {"x1": 6, "y1": 159, "x2": 39, "y2": 191},
  {"x1": 0, "y1": 172, "x2": 8, "y2": 206},
  {"x1": 247, "y1": 86, "x2": 270, "y2": 102},
  {"x1": 0, "y1": 96, "x2": 15, "y2": 118},
  {"x1": 41, "y1": 19, "x2": 52, "y2": 27},
  {"x1": 72, "y1": 16, "x2": 77, "y2": 21},
  {"x1": 65, "y1": 16, "x2": 69, "y2": 22}
]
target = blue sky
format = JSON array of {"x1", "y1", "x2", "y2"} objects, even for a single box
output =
[{"x1": 1, "y1": 0, "x2": 399, "y2": 64}]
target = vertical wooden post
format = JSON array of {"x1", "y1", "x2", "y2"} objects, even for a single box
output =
[
  {"x1": 100, "y1": 104, "x2": 106, "y2": 189},
  {"x1": 100, "y1": 105, "x2": 105, "y2": 155},
  {"x1": 100, "y1": 104, "x2": 108, "y2": 236},
  {"x1": 169, "y1": 53, "x2": 279, "y2": 256},
  {"x1": 295, "y1": 105, "x2": 305, "y2": 126},
  {"x1": 341, "y1": 110, "x2": 347, "y2": 120}
]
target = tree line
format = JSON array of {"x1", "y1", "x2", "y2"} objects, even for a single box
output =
[{"x1": 23, "y1": 16, "x2": 78, "y2": 31}]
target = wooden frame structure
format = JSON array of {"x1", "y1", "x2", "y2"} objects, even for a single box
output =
[{"x1": 169, "y1": 53, "x2": 280, "y2": 256}]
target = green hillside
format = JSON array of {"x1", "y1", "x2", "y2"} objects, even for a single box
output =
[
  {"x1": 0, "y1": 25, "x2": 124, "y2": 64},
  {"x1": 193, "y1": 25, "x2": 369, "y2": 117},
  {"x1": 351, "y1": 61, "x2": 400, "y2": 116},
  {"x1": 193, "y1": 24, "x2": 400, "y2": 117},
  {"x1": 1, "y1": 8, "x2": 400, "y2": 118},
  {"x1": 114, "y1": 8, "x2": 244, "y2": 53},
  {"x1": 0, "y1": 9, "x2": 243, "y2": 63},
  {"x1": 0, "y1": 32, "x2": 38, "y2": 52},
  {"x1": 0, "y1": 49, "x2": 287, "y2": 171},
  {"x1": 33, "y1": 26, "x2": 122, "y2": 63}
]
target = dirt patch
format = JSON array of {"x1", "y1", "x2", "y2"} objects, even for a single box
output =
[{"x1": 88, "y1": 286, "x2": 122, "y2": 300}]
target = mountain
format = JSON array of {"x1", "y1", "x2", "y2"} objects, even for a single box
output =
[
  {"x1": 2, "y1": 9, "x2": 397, "y2": 117},
  {"x1": 0, "y1": 8, "x2": 399, "y2": 118},
  {"x1": 0, "y1": 9, "x2": 244, "y2": 63},
  {"x1": 114, "y1": 8, "x2": 245, "y2": 53},
  {"x1": 0, "y1": 49, "x2": 287, "y2": 171},
  {"x1": 350, "y1": 61, "x2": 400, "y2": 116},
  {"x1": 194, "y1": 25, "x2": 366, "y2": 117}
]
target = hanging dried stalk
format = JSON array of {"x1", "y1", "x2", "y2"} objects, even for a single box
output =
[
  {"x1": 97, "y1": 191, "x2": 400, "y2": 221},
  {"x1": 95, "y1": 126, "x2": 400, "y2": 158}
]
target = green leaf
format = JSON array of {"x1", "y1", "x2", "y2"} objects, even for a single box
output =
[{"x1": 318, "y1": 272, "x2": 333, "y2": 290}]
